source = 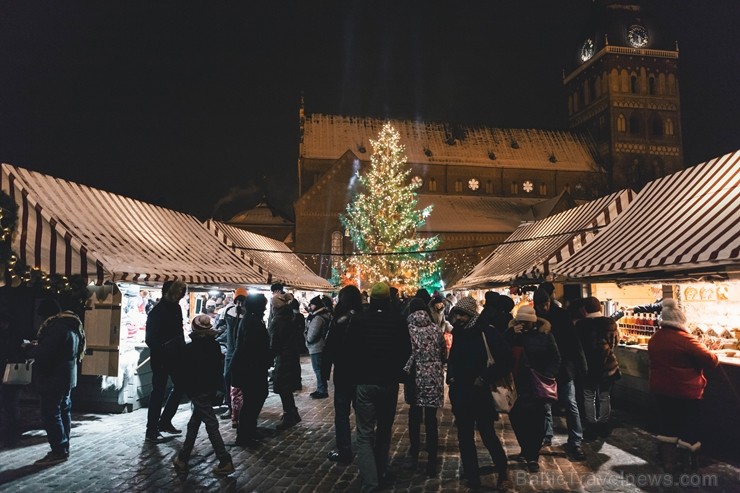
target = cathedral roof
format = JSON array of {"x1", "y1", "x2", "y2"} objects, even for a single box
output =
[
  {"x1": 301, "y1": 114, "x2": 600, "y2": 172},
  {"x1": 227, "y1": 201, "x2": 293, "y2": 227}
]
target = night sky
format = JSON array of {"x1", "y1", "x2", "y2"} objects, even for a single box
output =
[{"x1": 1, "y1": 1, "x2": 738, "y2": 220}]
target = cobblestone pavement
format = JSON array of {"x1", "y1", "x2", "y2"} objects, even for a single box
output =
[{"x1": 1, "y1": 357, "x2": 739, "y2": 492}]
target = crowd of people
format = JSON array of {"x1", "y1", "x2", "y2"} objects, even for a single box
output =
[{"x1": 0, "y1": 280, "x2": 720, "y2": 492}]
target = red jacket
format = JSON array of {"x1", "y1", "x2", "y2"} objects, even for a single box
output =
[{"x1": 648, "y1": 324, "x2": 718, "y2": 399}]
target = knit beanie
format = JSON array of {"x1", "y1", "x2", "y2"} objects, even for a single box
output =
[
  {"x1": 309, "y1": 295, "x2": 324, "y2": 308},
  {"x1": 451, "y1": 296, "x2": 479, "y2": 317},
  {"x1": 583, "y1": 296, "x2": 602, "y2": 314},
  {"x1": 484, "y1": 291, "x2": 500, "y2": 306},
  {"x1": 659, "y1": 298, "x2": 687, "y2": 330},
  {"x1": 516, "y1": 305, "x2": 537, "y2": 322},
  {"x1": 533, "y1": 287, "x2": 551, "y2": 306},
  {"x1": 370, "y1": 282, "x2": 390, "y2": 299}
]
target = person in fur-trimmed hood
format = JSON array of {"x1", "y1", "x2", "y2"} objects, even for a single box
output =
[
  {"x1": 506, "y1": 305, "x2": 561, "y2": 473},
  {"x1": 145, "y1": 279, "x2": 188, "y2": 442}
]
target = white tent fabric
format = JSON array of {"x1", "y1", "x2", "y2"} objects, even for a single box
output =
[
  {"x1": 1, "y1": 164, "x2": 267, "y2": 285},
  {"x1": 553, "y1": 150, "x2": 740, "y2": 280},
  {"x1": 453, "y1": 189, "x2": 635, "y2": 288},
  {"x1": 205, "y1": 220, "x2": 332, "y2": 292}
]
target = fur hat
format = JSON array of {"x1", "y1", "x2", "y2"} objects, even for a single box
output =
[
  {"x1": 583, "y1": 296, "x2": 602, "y2": 314},
  {"x1": 370, "y1": 282, "x2": 390, "y2": 299},
  {"x1": 191, "y1": 314, "x2": 216, "y2": 338},
  {"x1": 272, "y1": 292, "x2": 294, "y2": 310},
  {"x1": 659, "y1": 298, "x2": 687, "y2": 330},
  {"x1": 309, "y1": 295, "x2": 324, "y2": 308},
  {"x1": 516, "y1": 305, "x2": 537, "y2": 322},
  {"x1": 450, "y1": 296, "x2": 479, "y2": 317}
]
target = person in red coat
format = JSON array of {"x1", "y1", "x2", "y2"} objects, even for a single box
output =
[{"x1": 648, "y1": 298, "x2": 718, "y2": 470}]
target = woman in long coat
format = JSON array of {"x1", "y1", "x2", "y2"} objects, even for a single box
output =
[
  {"x1": 270, "y1": 293, "x2": 302, "y2": 429},
  {"x1": 403, "y1": 297, "x2": 446, "y2": 476}
]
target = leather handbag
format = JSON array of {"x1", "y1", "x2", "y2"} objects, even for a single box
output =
[
  {"x1": 529, "y1": 367, "x2": 558, "y2": 402},
  {"x1": 482, "y1": 332, "x2": 518, "y2": 413},
  {"x1": 3, "y1": 360, "x2": 34, "y2": 385}
]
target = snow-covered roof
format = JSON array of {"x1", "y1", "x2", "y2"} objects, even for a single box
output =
[
  {"x1": 302, "y1": 114, "x2": 600, "y2": 172},
  {"x1": 0, "y1": 164, "x2": 267, "y2": 286},
  {"x1": 206, "y1": 220, "x2": 332, "y2": 292},
  {"x1": 227, "y1": 202, "x2": 293, "y2": 226},
  {"x1": 416, "y1": 195, "x2": 552, "y2": 233}
]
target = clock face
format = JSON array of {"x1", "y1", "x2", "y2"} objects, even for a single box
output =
[
  {"x1": 580, "y1": 38, "x2": 595, "y2": 62},
  {"x1": 628, "y1": 24, "x2": 649, "y2": 48}
]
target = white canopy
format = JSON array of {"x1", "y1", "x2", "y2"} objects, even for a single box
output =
[
  {"x1": 206, "y1": 220, "x2": 333, "y2": 292},
  {"x1": 553, "y1": 151, "x2": 740, "y2": 281},
  {"x1": 453, "y1": 189, "x2": 635, "y2": 288},
  {"x1": 1, "y1": 163, "x2": 266, "y2": 286}
]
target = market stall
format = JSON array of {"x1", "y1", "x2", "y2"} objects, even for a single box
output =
[
  {"x1": 0, "y1": 163, "x2": 268, "y2": 412},
  {"x1": 452, "y1": 189, "x2": 635, "y2": 309},
  {"x1": 553, "y1": 150, "x2": 740, "y2": 460}
]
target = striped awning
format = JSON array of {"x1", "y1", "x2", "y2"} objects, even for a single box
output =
[
  {"x1": 553, "y1": 151, "x2": 740, "y2": 280},
  {"x1": 453, "y1": 189, "x2": 635, "y2": 289},
  {"x1": 1, "y1": 164, "x2": 267, "y2": 286},
  {"x1": 206, "y1": 220, "x2": 333, "y2": 292}
]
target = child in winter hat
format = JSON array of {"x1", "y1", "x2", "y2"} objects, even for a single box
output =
[{"x1": 659, "y1": 298, "x2": 687, "y2": 330}]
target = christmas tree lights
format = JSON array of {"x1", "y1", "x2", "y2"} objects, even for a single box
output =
[{"x1": 337, "y1": 123, "x2": 442, "y2": 293}]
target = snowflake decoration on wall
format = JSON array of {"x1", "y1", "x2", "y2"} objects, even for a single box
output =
[
  {"x1": 523, "y1": 180, "x2": 534, "y2": 193},
  {"x1": 468, "y1": 178, "x2": 479, "y2": 190},
  {"x1": 411, "y1": 175, "x2": 423, "y2": 188}
]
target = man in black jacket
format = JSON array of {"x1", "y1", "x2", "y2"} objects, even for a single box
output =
[
  {"x1": 345, "y1": 282, "x2": 411, "y2": 492},
  {"x1": 25, "y1": 299, "x2": 85, "y2": 466},
  {"x1": 145, "y1": 280, "x2": 187, "y2": 442},
  {"x1": 534, "y1": 287, "x2": 587, "y2": 461}
]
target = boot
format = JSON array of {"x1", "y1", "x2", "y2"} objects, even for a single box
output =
[
  {"x1": 496, "y1": 469, "x2": 513, "y2": 492},
  {"x1": 426, "y1": 456, "x2": 438, "y2": 477},
  {"x1": 291, "y1": 407, "x2": 302, "y2": 423},
  {"x1": 276, "y1": 411, "x2": 298, "y2": 430},
  {"x1": 656, "y1": 435, "x2": 678, "y2": 473},
  {"x1": 677, "y1": 439, "x2": 701, "y2": 470}
]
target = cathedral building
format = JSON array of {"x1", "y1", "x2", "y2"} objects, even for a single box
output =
[{"x1": 286, "y1": 1, "x2": 682, "y2": 283}]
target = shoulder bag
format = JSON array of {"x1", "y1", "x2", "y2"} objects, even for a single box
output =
[
  {"x1": 3, "y1": 360, "x2": 34, "y2": 385},
  {"x1": 482, "y1": 332, "x2": 517, "y2": 413},
  {"x1": 529, "y1": 367, "x2": 558, "y2": 402}
]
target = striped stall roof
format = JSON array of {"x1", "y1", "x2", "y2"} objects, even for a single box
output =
[
  {"x1": 453, "y1": 189, "x2": 635, "y2": 288},
  {"x1": 206, "y1": 220, "x2": 332, "y2": 292},
  {"x1": 1, "y1": 164, "x2": 267, "y2": 286},
  {"x1": 553, "y1": 151, "x2": 740, "y2": 280}
]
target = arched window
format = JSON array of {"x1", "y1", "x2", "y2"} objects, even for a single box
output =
[
  {"x1": 668, "y1": 74, "x2": 676, "y2": 95},
  {"x1": 658, "y1": 73, "x2": 667, "y2": 95},
  {"x1": 651, "y1": 114, "x2": 663, "y2": 136},
  {"x1": 485, "y1": 180, "x2": 493, "y2": 193},
  {"x1": 428, "y1": 177, "x2": 437, "y2": 192},
  {"x1": 648, "y1": 76, "x2": 656, "y2": 95},
  {"x1": 455, "y1": 179, "x2": 462, "y2": 192},
  {"x1": 629, "y1": 113, "x2": 641, "y2": 134},
  {"x1": 620, "y1": 69, "x2": 629, "y2": 92},
  {"x1": 617, "y1": 114, "x2": 626, "y2": 132},
  {"x1": 630, "y1": 74, "x2": 639, "y2": 94},
  {"x1": 331, "y1": 231, "x2": 343, "y2": 270},
  {"x1": 665, "y1": 118, "x2": 674, "y2": 136}
]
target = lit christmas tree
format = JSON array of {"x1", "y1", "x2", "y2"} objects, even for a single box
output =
[{"x1": 336, "y1": 123, "x2": 442, "y2": 293}]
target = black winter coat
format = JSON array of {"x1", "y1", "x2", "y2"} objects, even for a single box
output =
[
  {"x1": 540, "y1": 304, "x2": 587, "y2": 381},
  {"x1": 231, "y1": 313, "x2": 272, "y2": 389},
  {"x1": 322, "y1": 310, "x2": 358, "y2": 387},
  {"x1": 270, "y1": 306, "x2": 302, "y2": 394},
  {"x1": 447, "y1": 315, "x2": 512, "y2": 387},
  {"x1": 507, "y1": 318, "x2": 561, "y2": 403},
  {"x1": 181, "y1": 335, "x2": 224, "y2": 398},
  {"x1": 28, "y1": 313, "x2": 82, "y2": 393}
]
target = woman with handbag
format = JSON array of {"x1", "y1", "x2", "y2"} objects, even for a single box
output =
[
  {"x1": 506, "y1": 305, "x2": 561, "y2": 473},
  {"x1": 403, "y1": 297, "x2": 446, "y2": 477}
]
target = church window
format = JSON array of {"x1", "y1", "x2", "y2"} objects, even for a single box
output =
[
  {"x1": 331, "y1": 231, "x2": 343, "y2": 270},
  {"x1": 651, "y1": 114, "x2": 663, "y2": 136},
  {"x1": 510, "y1": 181, "x2": 518, "y2": 195},
  {"x1": 455, "y1": 179, "x2": 462, "y2": 192},
  {"x1": 648, "y1": 76, "x2": 656, "y2": 95},
  {"x1": 617, "y1": 114, "x2": 626, "y2": 132},
  {"x1": 620, "y1": 70, "x2": 629, "y2": 92},
  {"x1": 428, "y1": 177, "x2": 437, "y2": 192},
  {"x1": 630, "y1": 74, "x2": 639, "y2": 94},
  {"x1": 658, "y1": 73, "x2": 667, "y2": 95},
  {"x1": 485, "y1": 180, "x2": 493, "y2": 193},
  {"x1": 665, "y1": 118, "x2": 674, "y2": 136},
  {"x1": 668, "y1": 74, "x2": 676, "y2": 95},
  {"x1": 539, "y1": 182, "x2": 547, "y2": 195},
  {"x1": 629, "y1": 113, "x2": 641, "y2": 134}
]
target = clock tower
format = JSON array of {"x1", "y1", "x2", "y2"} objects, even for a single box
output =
[{"x1": 564, "y1": 0, "x2": 683, "y2": 190}]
